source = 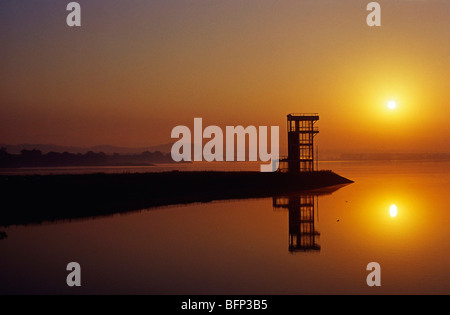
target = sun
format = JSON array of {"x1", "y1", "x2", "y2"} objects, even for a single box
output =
[
  {"x1": 389, "y1": 204, "x2": 398, "y2": 218},
  {"x1": 387, "y1": 100, "x2": 397, "y2": 110}
]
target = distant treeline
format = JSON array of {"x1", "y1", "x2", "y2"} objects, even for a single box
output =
[
  {"x1": 340, "y1": 153, "x2": 450, "y2": 161},
  {"x1": 0, "y1": 148, "x2": 176, "y2": 168}
]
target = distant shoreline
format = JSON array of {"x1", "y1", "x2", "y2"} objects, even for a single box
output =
[
  {"x1": 0, "y1": 163, "x2": 156, "y2": 168},
  {"x1": 0, "y1": 148, "x2": 178, "y2": 168}
]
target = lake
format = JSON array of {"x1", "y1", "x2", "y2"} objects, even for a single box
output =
[{"x1": 0, "y1": 160, "x2": 449, "y2": 294}]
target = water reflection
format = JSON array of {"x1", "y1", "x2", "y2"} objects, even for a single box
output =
[
  {"x1": 272, "y1": 185, "x2": 348, "y2": 253},
  {"x1": 2, "y1": 161, "x2": 448, "y2": 294},
  {"x1": 273, "y1": 194, "x2": 320, "y2": 252},
  {"x1": 0, "y1": 231, "x2": 7, "y2": 240}
]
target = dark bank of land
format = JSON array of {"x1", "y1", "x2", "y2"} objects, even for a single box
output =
[{"x1": 0, "y1": 170, "x2": 353, "y2": 227}]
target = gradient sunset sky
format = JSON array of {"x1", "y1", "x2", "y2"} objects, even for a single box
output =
[{"x1": 1, "y1": 0, "x2": 449, "y2": 154}]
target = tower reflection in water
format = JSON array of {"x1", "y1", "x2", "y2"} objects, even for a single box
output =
[{"x1": 273, "y1": 194, "x2": 320, "y2": 253}]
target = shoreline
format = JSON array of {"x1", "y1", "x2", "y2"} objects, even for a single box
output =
[{"x1": 0, "y1": 170, "x2": 353, "y2": 227}]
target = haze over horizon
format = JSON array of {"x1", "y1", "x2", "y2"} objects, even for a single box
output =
[{"x1": 1, "y1": 1, "x2": 449, "y2": 155}]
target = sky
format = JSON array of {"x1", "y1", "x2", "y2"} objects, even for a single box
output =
[{"x1": 1, "y1": 0, "x2": 449, "y2": 155}]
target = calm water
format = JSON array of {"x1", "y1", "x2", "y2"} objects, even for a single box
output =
[{"x1": 0, "y1": 161, "x2": 449, "y2": 294}]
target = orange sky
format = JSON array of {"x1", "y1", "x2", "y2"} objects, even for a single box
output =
[{"x1": 1, "y1": 0, "x2": 449, "y2": 154}]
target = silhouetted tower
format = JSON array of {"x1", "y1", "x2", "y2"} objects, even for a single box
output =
[
  {"x1": 280, "y1": 113, "x2": 319, "y2": 172},
  {"x1": 273, "y1": 194, "x2": 320, "y2": 253}
]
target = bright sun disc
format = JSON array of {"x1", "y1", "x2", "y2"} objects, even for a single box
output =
[
  {"x1": 387, "y1": 100, "x2": 397, "y2": 110},
  {"x1": 389, "y1": 204, "x2": 398, "y2": 218}
]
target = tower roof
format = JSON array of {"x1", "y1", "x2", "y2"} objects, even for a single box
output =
[{"x1": 287, "y1": 113, "x2": 319, "y2": 121}]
